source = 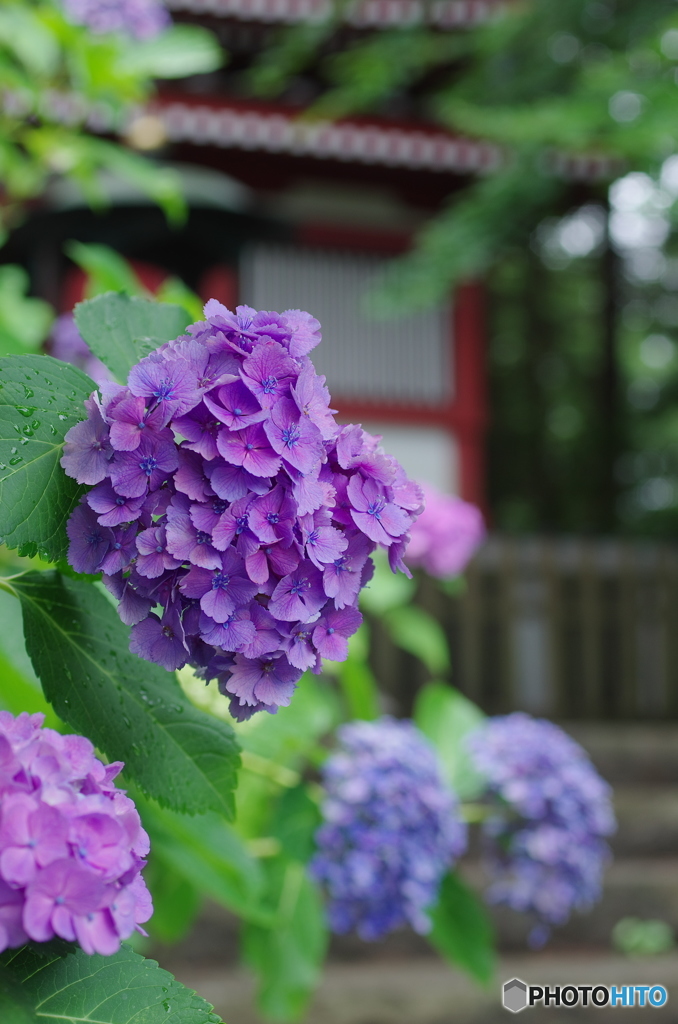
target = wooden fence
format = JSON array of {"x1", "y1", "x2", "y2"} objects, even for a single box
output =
[{"x1": 370, "y1": 535, "x2": 678, "y2": 720}]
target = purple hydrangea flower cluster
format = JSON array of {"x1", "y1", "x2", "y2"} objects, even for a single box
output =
[
  {"x1": 61, "y1": 301, "x2": 422, "y2": 721},
  {"x1": 310, "y1": 717, "x2": 467, "y2": 940},
  {"x1": 0, "y1": 711, "x2": 152, "y2": 956},
  {"x1": 405, "y1": 484, "x2": 485, "y2": 579},
  {"x1": 62, "y1": 0, "x2": 169, "y2": 38},
  {"x1": 467, "y1": 713, "x2": 616, "y2": 945}
]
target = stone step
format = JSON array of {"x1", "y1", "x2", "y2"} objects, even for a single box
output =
[
  {"x1": 610, "y1": 785, "x2": 678, "y2": 857},
  {"x1": 564, "y1": 723, "x2": 678, "y2": 784},
  {"x1": 325, "y1": 859, "x2": 678, "y2": 955},
  {"x1": 165, "y1": 951, "x2": 678, "y2": 1024},
  {"x1": 150, "y1": 854, "x2": 678, "y2": 969},
  {"x1": 466, "y1": 858, "x2": 678, "y2": 950}
]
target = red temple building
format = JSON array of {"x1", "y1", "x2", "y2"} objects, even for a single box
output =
[{"x1": 7, "y1": 0, "x2": 610, "y2": 508}]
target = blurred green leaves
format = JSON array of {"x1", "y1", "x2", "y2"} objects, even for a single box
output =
[
  {"x1": 242, "y1": 859, "x2": 327, "y2": 1021},
  {"x1": 117, "y1": 23, "x2": 223, "y2": 79},
  {"x1": 0, "y1": 0, "x2": 221, "y2": 233},
  {"x1": 0, "y1": 267, "x2": 53, "y2": 357},
  {"x1": 249, "y1": 0, "x2": 678, "y2": 311},
  {"x1": 67, "y1": 240, "x2": 205, "y2": 319},
  {"x1": 414, "y1": 682, "x2": 485, "y2": 799},
  {"x1": 428, "y1": 872, "x2": 495, "y2": 985}
]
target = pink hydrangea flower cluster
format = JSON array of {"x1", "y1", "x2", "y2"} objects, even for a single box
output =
[
  {"x1": 61, "y1": 301, "x2": 423, "y2": 720},
  {"x1": 0, "y1": 712, "x2": 152, "y2": 956},
  {"x1": 405, "y1": 484, "x2": 485, "y2": 579}
]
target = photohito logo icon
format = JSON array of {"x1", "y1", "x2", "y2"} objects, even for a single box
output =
[{"x1": 503, "y1": 979, "x2": 528, "y2": 1013}]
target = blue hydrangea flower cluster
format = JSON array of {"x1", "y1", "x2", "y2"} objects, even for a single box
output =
[
  {"x1": 62, "y1": 0, "x2": 169, "y2": 38},
  {"x1": 467, "y1": 713, "x2": 616, "y2": 945},
  {"x1": 61, "y1": 302, "x2": 422, "y2": 720},
  {"x1": 310, "y1": 717, "x2": 467, "y2": 940},
  {"x1": 0, "y1": 712, "x2": 151, "y2": 956}
]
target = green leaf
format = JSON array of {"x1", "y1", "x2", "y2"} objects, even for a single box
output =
[
  {"x1": 65, "y1": 240, "x2": 146, "y2": 298},
  {"x1": 382, "y1": 604, "x2": 450, "y2": 675},
  {"x1": 144, "y1": 854, "x2": 202, "y2": 945},
  {"x1": 0, "y1": 940, "x2": 222, "y2": 1023},
  {"x1": 137, "y1": 796, "x2": 268, "y2": 924},
  {"x1": 359, "y1": 551, "x2": 416, "y2": 614},
  {"x1": 0, "y1": 355, "x2": 93, "y2": 561},
  {"x1": 336, "y1": 652, "x2": 380, "y2": 721},
  {"x1": 0, "y1": 646, "x2": 61, "y2": 729},
  {"x1": 13, "y1": 571, "x2": 240, "y2": 818},
  {"x1": 229, "y1": 670, "x2": 340, "y2": 767},
  {"x1": 0, "y1": 265, "x2": 54, "y2": 357},
  {"x1": 74, "y1": 292, "x2": 190, "y2": 383},
  {"x1": 0, "y1": 962, "x2": 36, "y2": 1024},
  {"x1": 428, "y1": 872, "x2": 495, "y2": 985},
  {"x1": 0, "y1": 7, "x2": 59, "y2": 78},
  {"x1": 269, "y1": 784, "x2": 322, "y2": 863},
  {"x1": 413, "y1": 682, "x2": 485, "y2": 799},
  {"x1": 330, "y1": 625, "x2": 380, "y2": 721},
  {"x1": 156, "y1": 277, "x2": 205, "y2": 322},
  {"x1": 243, "y1": 858, "x2": 327, "y2": 1020},
  {"x1": 117, "y1": 24, "x2": 224, "y2": 78}
]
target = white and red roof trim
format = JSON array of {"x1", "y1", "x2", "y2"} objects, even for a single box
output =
[{"x1": 150, "y1": 95, "x2": 502, "y2": 173}]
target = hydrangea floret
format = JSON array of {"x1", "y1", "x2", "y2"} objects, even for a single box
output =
[
  {"x1": 310, "y1": 717, "x2": 467, "y2": 940},
  {"x1": 405, "y1": 483, "x2": 485, "y2": 579},
  {"x1": 61, "y1": 0, "x2": 169, "y2": 38},
  {"x1": 467, "y1": 712, "x2": 616, "y2": 946},
  {"x1": 0, "y1": 711, "x2": 152, "y2": 956},
  {"x1": 61, "y1": 302, "x2": 423, "y2": 721}
]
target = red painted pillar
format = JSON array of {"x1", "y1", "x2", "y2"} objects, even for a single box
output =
[
  {"x1": 199, "y1": 264, "x2": 239, "y2": 310},
  {"x1": 453, "y1": 281, "x2": 488, "y2": 515}
]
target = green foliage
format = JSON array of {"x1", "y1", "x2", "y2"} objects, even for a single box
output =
[
  {"x1": 612, "y1": 916, "x2": 676, "y2": 956},
  {"x1": 230, "y1": 671, "x2": 340, "y2": 768},
  {"x1": 382, "y1": 605, "x2": 450, "y2": 676},
  {"x1": 414, "y1": 682, "x2": 486, "y2": 799},
  {"x1": 138, "y1": 796, "x2": 268, "y2": 923},
  {"x1": 0, "y1": 587, "x2": 62, "y2": 727},
  {"x1": 250, "y1": 0, "x2": 678, "y2": 310},
  {"x1": 66, "y1": 240, "x2": 147, "y2": 298},
  {"x1": 68, "y1": 240, "x2": 205, "y2": 320},
  {"x1": 143, "y1": 854, "x2": 202, "y2": 945},
  {"x1": 0, "y1": 0, "x2": 222, "y2": 233},
  {"x1": 12, "y1": 571, "x2": 240, "y2": 818},
  {"x1": 359, "y1": 552, "x2": 415, "y2": 614},
  {"x1": 488, "y1": 243, "x2": 616, "y2": 532},
  {"x1": 0, "y1": 354, "x2": 92, "y2": 561},
  {"x1": 117, "y1": 24, "x2": 223, "y2": 79},
  {"x1": 333, "y1": 627, "x2": 380, "y2": 721},
  {"x1": 0, "y1": 940, "x2": 222, "y2": 1023},
  {"x1": 243, "y1": 858, "x2": 327, "y2": 1021},
  {"x1": 428, "y1": 872, "x2": 495, "y2": 985},
  {"x1": 74, "y1": 292, "x2": 190, "y2": 383},
  {"x1": 0, "y1": 266, "x2": 53, "y2": 357},
  {"x1": 269, "y1": 785, "x2": 322, "y2": 864}
]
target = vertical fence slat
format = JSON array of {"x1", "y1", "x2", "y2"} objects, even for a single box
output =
[{"x1": 372, "y1": 534, "x2": 678, "y2": 720}]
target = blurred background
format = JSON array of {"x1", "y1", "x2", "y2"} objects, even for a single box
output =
[{"x1": 4, "y1": 0, "x2": 678, "y2": 1018}]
